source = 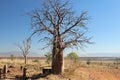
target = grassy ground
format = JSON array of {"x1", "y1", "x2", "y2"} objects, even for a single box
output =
[{"x1": 0, "y1": 58, "x2": 120, "y2": 80}]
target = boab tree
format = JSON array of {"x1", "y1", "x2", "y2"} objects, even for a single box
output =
[
  {"x1": 29, "y1": 0, "x2": 92, "y2": 74},
  {"x1": 16, "y1": 38, "x2": 31, "y2": 64}
]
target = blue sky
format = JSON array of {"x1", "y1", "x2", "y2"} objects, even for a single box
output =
[{"x1": 0, "y1": 0, "x2": 120, "y2": 57}]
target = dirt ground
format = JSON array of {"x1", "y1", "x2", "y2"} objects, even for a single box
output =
[
  {"x1": 0, "y1": 65, "x2": 119, "y2": 80},
  {"x1": 0, "y1": 59, "x2": 120, "y2": 80},
  {"x1": 41, "y1": 67, "x2": 120, "y2": 80},
  {"x1": 74, "y1": 67, "x2": 120, "y2": 80}
]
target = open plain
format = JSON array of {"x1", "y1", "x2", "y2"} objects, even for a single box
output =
[{"x1": 0, "y1": 57, "x2": 119, "y2": 80}]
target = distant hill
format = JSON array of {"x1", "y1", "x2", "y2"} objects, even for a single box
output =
[
  {"x1": 80, "y1": 57, "x2": 120, "y2": 60},
  {"x1": 0, "y1": 51, "x2": 43, "y2": 57}
]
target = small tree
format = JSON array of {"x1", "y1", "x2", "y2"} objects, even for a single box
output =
[
  {"x1": 10, "y1": 54, "x2": 14, "y2": 61},
  {"x1": 86, "y1": 59, "x2": 91, "y2": 65},
  {"x1": 67, "y1": 52, "x2": 79, "y2": 62},
  {"x1": 44, "y1": 52, "x2": 52, "y2": 64},
  {"x1": 114, "y1": 58, "x2": 120, "y2": 69},
  {"x1": 16, "y1": 38, "x2": 31, "y2": 64}
]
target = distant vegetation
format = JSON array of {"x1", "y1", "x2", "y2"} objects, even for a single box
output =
[
  {"x1": 44, "y1": 52, "x2": 52, "y2": 64},
  {"x1": 10, "y1": 54, "x2": 14, "y2": 61},
  {"x1": 32, "y1": 59, "x2": 39, "y2": 63},
  {"x1": 67, "y1": 52, "x2": 79, "y2": 62},
  {"x1": 16, "y1": 38, "x2": 31, "y2": 64}
]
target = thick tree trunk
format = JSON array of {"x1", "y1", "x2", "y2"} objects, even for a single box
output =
[
  {"x1": 52, "y1": 35, "x2": 64, "y2": 74},
  {"x1": 52, "y1": 48, "x2": 64, "y2": 74}
]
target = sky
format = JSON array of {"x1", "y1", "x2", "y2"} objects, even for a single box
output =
[{"x1": 0, "y1": 0, "x2": 120, "y2": 57}]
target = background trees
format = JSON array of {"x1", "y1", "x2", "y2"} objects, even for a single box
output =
[
  {"x1": 67, "y1": 52, "x2": 79, "y2": 62},
  {"x1": 16, "y1": 38, "x2": 31, "y2": 64},
  {"x1": 29, "y1": 0, "x2": 92, "y2": 74},
  {"x1": 44, "y1": 52, "x2": 52, "y2": 64},
  {"x1": 10, "y1": 54, "x2": 14, "y2": 61}
]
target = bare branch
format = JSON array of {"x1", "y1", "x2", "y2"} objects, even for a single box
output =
[
  {"x1": 29, "y1": 0, "x2": 92, "y2": 53},
  {"x1": 30, "y1": 10, "x2": 54, "y2": 35},
  {"x1": 61, "y1": 11, "x2": 88, "y2": 36},
  {"x1": 63, "y1": 32, "x2": 93, "y2": 49},
  {"x1": 16, "y1": 38, "x2": 31, "y2": 58}
]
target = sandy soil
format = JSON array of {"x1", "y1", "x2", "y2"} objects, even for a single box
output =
[
  {"x1": 0, "y1": 59, "x2": 119, "y2": 80},
  {"x1": 2, "y1": 66, "x2": 119, "y2": 80},
  {"x1": 73, "y1": 67, "x2": 120, "y2": 80}
]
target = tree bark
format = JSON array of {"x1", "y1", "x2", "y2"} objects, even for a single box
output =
[
  {"x1": 24, "y1": 56, "x2": 27, "y2": 64},
  {"x1": 52, "y1": 48, "x2": 64, "y2": 74},
  {"x1": 52, "y1": 36, "x2": 64, "y2": 74}
]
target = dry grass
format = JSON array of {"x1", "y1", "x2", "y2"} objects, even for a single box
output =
[
  {"x1": 0, "y1": 58, "x2": 50, "y2": 79},
  {"x1": 63, "y1": 59, "x2": 86, "y2": 75},
  {"x1": 0, "y1": 58, "x2": 120, "y2": 80}
]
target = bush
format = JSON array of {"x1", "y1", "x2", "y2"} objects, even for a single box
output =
[
  {"x1": 86, "y1": 59, "x2": 91, "y2": 65},
  {"x1": 32, "y1": 59, "x2": 39, "y2": 62},
  {"x1": 44, "y1": 52, "x2": 52, "y2": 64},
  {"x1": 67, "y1": 52, "x2": 79, "y2": 62},
  {"x1": 10, "y1": 54, "x2": 14, "y2": 61}
]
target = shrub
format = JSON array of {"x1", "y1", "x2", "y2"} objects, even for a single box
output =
[
  {"x1": 67, "y1": 52, "x2": 79, "y2": 62},
  {"x1": 10, "y1": 54, "x2": 14, "y2": 61},
  {"x1": 86, "y1": 59, "x2": 91, "y2": 65},
  {"x1": 32, "y1": 59, "x2": 39, "y2": 63},
  {"x1": 44, "y1": 52, "x2": 52, "y2": 64}
]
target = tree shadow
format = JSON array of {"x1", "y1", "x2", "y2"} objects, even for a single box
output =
[
  {"x1": 31, "y1": 73, "x2": 47, "y2": 79},
  {"x1": 15, "y1": 75, "x2": 29, "y2": 80},
  {"x1": 14, "y1": 72, "x2": 51, "y2": 80},
  {"x1": 31, "y1": 69, "x2": 52, "y2": 79},
  {"x1": 15, "y1": 69, "x2": 52, "y2": 80}
]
